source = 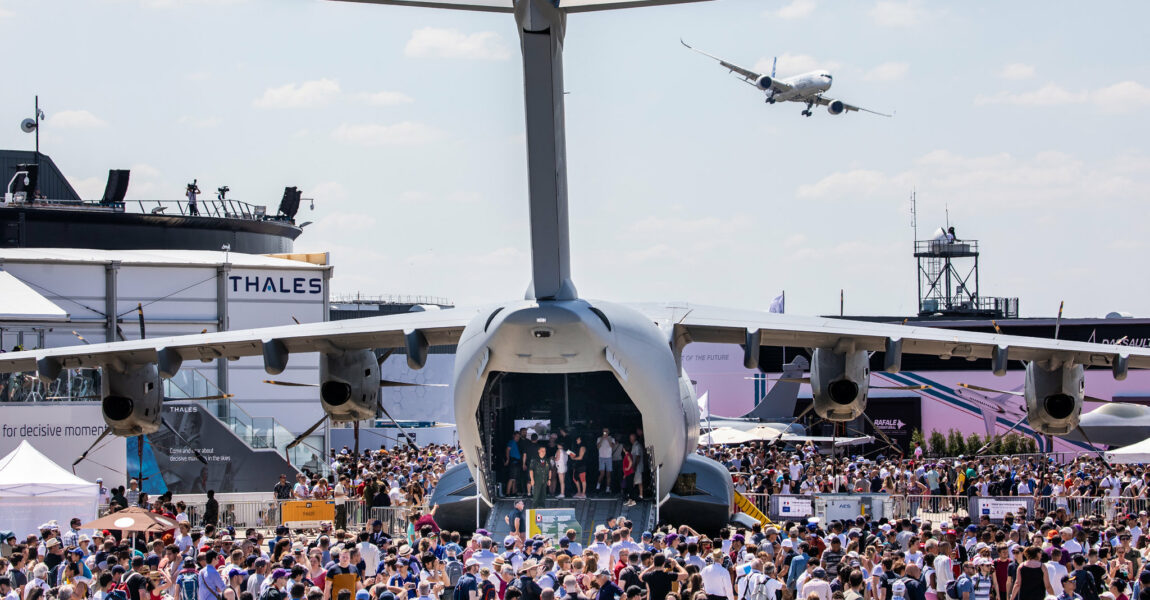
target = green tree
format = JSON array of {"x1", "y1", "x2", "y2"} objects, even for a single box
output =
[
  {"x1": 929, "y1": 430, "x2": 948, "y2": 457},
  {"x1": 967, "y1": 433, "x2": 983, "y2": 455},
  {"x1": 1001, "y1": 433, "x2": 1020, "y2": 455},
  {"x1": 947, "y1": 429, "x2": 967, "y2": 457},
  {"x1": 912, "y1": 428, "x2": 926, "y2": 452}
]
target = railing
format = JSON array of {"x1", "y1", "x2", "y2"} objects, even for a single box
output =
[
  {"x1": 915, "y1": 239, "x2": 980, "y2": 256},
  {"x1": 174, "y1": 499, "x2": 413, "y2": 532},
  {"x1": 738, "y1": 493, "x2": 1150, "y2": 524},
  {"x1": 0, "y1": 368, "x2": 100, "y2": 402},
  {"x1": 129, "y1": 199, "x2": 285, "y2": 222},
  {"x1": 330, "y1": 294, "x2": 454, "y2": 307},
  {"x1": 166, "y1": 370, "x2": 329, "y2": 476}
]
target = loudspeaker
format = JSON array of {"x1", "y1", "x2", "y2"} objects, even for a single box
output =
[
  {"x1": 278, "y1": 186, "x2": 301, "y2": 220},
  {"x1": 101, "y1": 169, "x2": 130, "y2": 204}
]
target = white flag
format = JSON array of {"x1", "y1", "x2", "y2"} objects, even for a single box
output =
[
  {"x1": 696, "y1": 391, "x2": 709, "y2": 419},
  {"x1": 769, "y1": 292, "x2": 785, "y2": 314}
]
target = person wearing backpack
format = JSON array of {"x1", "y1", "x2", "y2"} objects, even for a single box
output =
[
  {"x1": 454, "y1": 559, "x2": 480, "y2": 600},
  {"x1": 174, "y1": 559, "x2": 199, "y2": 600},
  {"x1": 259, "y1": 569, "x2": 290, "y2": 600},
  {"x1": 738, "y1": 559, "x2": 777, "y2": 600},
  {"x1": 953, "y1": 562, "x2": 976, "y2": 600}
]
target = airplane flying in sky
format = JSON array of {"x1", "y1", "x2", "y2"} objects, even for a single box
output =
[
  {"x1": 681, "y1": 39, "x2": 891, "y2": 117},
  {"x1": 0, "y1": 0, "x2": 1144, "y2": 532}
]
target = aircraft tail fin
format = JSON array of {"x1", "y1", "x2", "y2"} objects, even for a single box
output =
[
  {"x1": 332, "y1": 0, "x2": 710, "y2": 13},
  {"x1": 740, "y1": 355, "x2": 808, "y2": 420},
  {"x1": 771, "y1": 56, "x2": 777, "y2": 78}
]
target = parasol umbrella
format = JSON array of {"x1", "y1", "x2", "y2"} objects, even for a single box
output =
[{"x1": 82, "y1": 507, "x2": 178, "y2": 548}]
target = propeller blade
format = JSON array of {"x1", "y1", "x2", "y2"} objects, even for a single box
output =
[
  {"x1": 379, "y1": 379, "x2": 449, "y2": 388},
  {"x1": 860, "y1": 411, "x2": 903, "y2": 457},
  {"x1": 136, "y1": 303, "x2": 146, "y2": 340},
  {"x1": 262, "y1": 380, "x2": 319, "y2": 387},
  {"x1": 71, "y1": 331, "x2": 90, "y2": 345},
  {"x1": 73, "y1": 427, "x2": 113, "y2": 469},
  {"x1": 378, "y1": 401, "x2": 420, "y2": 452},
  {"x1": 872, "y1": 384, "x2": 931, "y2": 391},
  {"x1": 957, "y1": 382, "x2": 1024, "y2": 396},
  {"x1": 287, "y1": 415, "x2": 329, "y2": 450},
  {"x1": 291, "y1": 316, "x2": 301, "y2": 325},
  {"x1": 976, "y1": 413, "x2": 1028, "y2": 455},
  {"x1": 377, "y1": 349, "x2": 394, "y2": 366},
  {"x1": 1073, "y1": 424, "x2": 1109, "y2": 466},
  {"x1": 48, "y1": 395, "x2": 101, "y2": 400},
  {"x1": 354, "y1": 421, "x2": 360, "y2": 457},
  {"x1": 744, "y1": 376, "x2": 810, "y2": 384},
  {"x1": 1084, "y1": 396, "x2": 1110, "y2": 404},
  {"x1": 161, "y1": 418, "x2": 207, "y2": 464},
  {"x1": 768, "y1": 403, "x2": 816, "y2": 445}
]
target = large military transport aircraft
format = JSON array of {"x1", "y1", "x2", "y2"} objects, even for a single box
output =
[{"x1": 1, "y1": 0, "x2": 1146, "y2": 530}]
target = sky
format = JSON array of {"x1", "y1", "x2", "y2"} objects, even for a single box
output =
[{"x1": 3, "y1": 0, "x2": 1149, "y2": 318}]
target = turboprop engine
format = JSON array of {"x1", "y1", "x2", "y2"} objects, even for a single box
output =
[
  {"x1": 809, "y1": 348, "x2": 869, "y2": 420},
  {"x1": 827, "y1": 100, "x2": 845, "y2": 115},
  {"x1": 1025, "y1": 362, "x2": 1084, "y2": 436},
  {"x1": 99, "y1": 363, "x2": 163, "y2": 436},
  {"x1": 319, "y1": 350, "x2": 381, "y2": 422}
]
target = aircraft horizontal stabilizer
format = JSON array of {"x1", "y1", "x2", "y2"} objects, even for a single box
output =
[{"x1": 331, "y1": 0, "x2": 710, "y2": 13}]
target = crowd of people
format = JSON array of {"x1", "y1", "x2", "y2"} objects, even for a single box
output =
[
  {"x1": 501, "y1": 426, "x2": 649, "y2": 507},
  {"x1": 7, "y1": 438, "x2": 1150, "y2": 600}
]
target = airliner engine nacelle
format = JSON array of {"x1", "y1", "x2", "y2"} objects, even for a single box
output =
[
  {"x1": 810, "y1": 348, "x2": 869, "y2": 421},
  {"x1": 101, "y1": 363, "x2": 163, "y2": 436},
  {"x1": 319, "y1": 350, "x2": 379, "y2": 422},
  {"x1": 1024, "y1": 362, "x2": 1084, "y2": 436},
  {"x1": 756, "y1": 75, "x2": 773, "y2": 90},
  {"x1": 827, "y1": 100, "x2": 845, "y2": 115}
]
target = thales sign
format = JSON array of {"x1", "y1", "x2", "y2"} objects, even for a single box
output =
[{"x1": 229, "y1": 274, "x2": 323, "y2": 295}]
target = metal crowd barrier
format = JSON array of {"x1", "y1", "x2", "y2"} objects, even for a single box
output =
[
  {"x1": 738, "y1": 493, "x2": 1150, "y2": 525},
  {"x1": 174, "y1": 499, "x2": 414, "y2": 531}
]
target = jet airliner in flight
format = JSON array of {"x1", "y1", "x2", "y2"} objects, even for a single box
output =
[{"x1": 682, "y1": 39, "x2": 891, "y2": 117}]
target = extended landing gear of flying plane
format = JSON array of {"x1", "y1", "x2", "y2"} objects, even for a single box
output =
[{"x1": 801, "y1": 101, "x2": 814, "y2": 117}]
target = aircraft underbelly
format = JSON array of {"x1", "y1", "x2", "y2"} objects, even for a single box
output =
[{"x1": 452, "y1": 299, "x2": 687, "y2": 503}]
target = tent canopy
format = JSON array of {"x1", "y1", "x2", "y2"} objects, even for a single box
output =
[
  {"x1": 1105, "y1": 437, "x2": 1150, "y2": 464},
  {"x1": 0, "y1": 440, "x2": 98, "y2": 497},
  {"x1": 0, "y1": 441, "x2": 99, "y2": 538},
  {"x1": 0, "y1": 271, "x2": 67, "y2": 321}
]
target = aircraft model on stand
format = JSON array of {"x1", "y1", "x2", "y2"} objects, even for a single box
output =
[{"x1": 0, "y1": 0, "x2": 1144, "y2": 531}]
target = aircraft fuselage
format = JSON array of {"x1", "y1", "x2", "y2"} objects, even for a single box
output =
[{"x1": 451, "y1": 299, "x2": 698, "y2": 503}]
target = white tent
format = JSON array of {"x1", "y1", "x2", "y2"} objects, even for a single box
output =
[
  {"x1": 0, "y1": 441, "x2": 99, "y2": 537},
  {"x1": 1105, "y1": 437, "x2": 1150, "y2": 463},
  {"x1": 0, "y1": 271, "x2": 67, "y2": 321}
]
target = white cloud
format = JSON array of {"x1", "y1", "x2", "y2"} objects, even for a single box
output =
[
  {"x1": 404, "y1": 27, "x2": 511, "y2": 61},
  {"x1": 755, "y1": 53, "x2": 840, "y2": 76},
  {"x1": 998, "y1": 63, "x2": 1035, "y2": 80},
  {"x1": 309, "y1": 181, "x2": 348, "y2": 205},
  {"x1": 47, "y1": 110, "x2": 107, "y2": 129},
  {"x1": 177, "y1": 115, "x2": 221, "y2": 128},
  {"x1": 331, "y1": 122, "x2": 443, "y2": 146},
  {"x1": 354, "y1": 91, "x2": 414, "y2": 107},
  {"x1": 869, "y1": 0, "x2": 927, "y2": 27},
  {"x1": 771, "y1": 0, "x2": 815, "y2": 19},
  {"x1": 252, "y1": 79, "x2": 341, "y2": 109},
  {"x1": 798, "y1": 149, "x2": 1150, "y2": 212},
  {"x1": 1092, "y1": 81, "x2": 1150, "y2": 112},
  {"x1": 975, "y1": 81, "x2": 1150, "y2": 113},
  {"x1": 67, "y1": 176, "x2": 107, "y2": 200},
  {"x1": 864, "y1": 62, "x2": 909, "y2": 82}
]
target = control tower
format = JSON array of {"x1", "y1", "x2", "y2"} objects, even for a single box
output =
[{"x1": 915, "y1": 233, "x2": 1018, "y2": 318}]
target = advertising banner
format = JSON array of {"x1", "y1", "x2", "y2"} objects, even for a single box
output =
[
  {"x1": 771, "y1": 495, "x2": 814, "y2": 519},
  {"x1": 972, "y1": 497, "x2": 1033, "y2": 522},
  {"x1": 282, "y1": 500, "x2": 336, "y2": 528},
  {"x1": 528, "y1": 508, "x2": 581, "y2": 538},
  {"x1": 143, "y1": 402, "x2": 297, "y2": 494},
  {"x1": 0, "y1": 403, "x2": 126, "y2": 486}
]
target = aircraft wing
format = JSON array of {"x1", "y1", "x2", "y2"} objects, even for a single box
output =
[
  {"x1": 680, "y1": 40, "x2": 790, "y2": 92},
  {"x1": 633, "y1": 303, "x2": 1150, "y2": 370},
  {"x1": 330, "y1": 0, "x2": 711, "y2": 14},
  {"x1": 813, "y1": 95, "x2": 891, "y2": 117},
  {"x1": 0, "y1": 307, "x2": 480, "y2": 373}
]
